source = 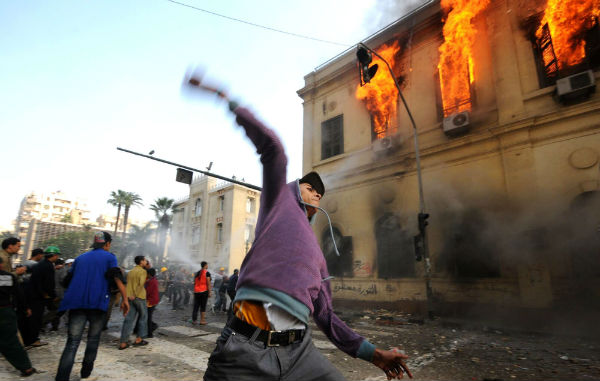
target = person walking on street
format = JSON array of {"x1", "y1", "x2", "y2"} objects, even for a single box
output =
[
  {"x1": 213, "y1": 267, "x2": 228, "y2": 312},
  {"x1": 46, "y1": 258, "x2": 68, "y2": 331},
  {"x1": 190, "y1": 261, "x2": 211, "y2": 325},
  {"x1": 17, "y1": 248, "x2": 43, "y2": 348},
  {"x1": 25, "y1": 245, "x2": 61, "y2": 348},
  {"x1": 226, "y1": 269, "x2": 239, "y2": 315},
  {"x1": 55, "y1": 231, "x2": 129, "y2": 381},
  {"x1": 0, "y1": 257, "x2": 37, "y2": 377},
  {"x1": 145, "y1": 268, "x2": 159, "y2": 338},
  {"x1": 211, "y1": 267, "x2": 225, "y2": 312},
  {"x1": 187, "y1": 75, "x2": 412, "y2": 381},
  {"x1": 171, "y1": 267, "x2": 186, "y2": 310},
  {"x1": 119, "y1": 255, "x2": 149, "y2": 349}
]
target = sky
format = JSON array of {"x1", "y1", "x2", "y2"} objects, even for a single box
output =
[{"x1": 1, "y1": 0, "x2": 427, "y2": 230}]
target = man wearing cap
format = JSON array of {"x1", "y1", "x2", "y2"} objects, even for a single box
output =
[
  {"x1": 55, "y1": 231, "x2": 129, "y2": 381},
  {"x1": 24, "y1": 245, "x2": 60, "y2": 348},
  {"x1": 188, "y1": 76, "x2": 412, "y2": 381}
]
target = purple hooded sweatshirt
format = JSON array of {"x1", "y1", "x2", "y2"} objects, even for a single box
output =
[{"x1": 232, "y1": 105, "x2": 374, "y2": 360}]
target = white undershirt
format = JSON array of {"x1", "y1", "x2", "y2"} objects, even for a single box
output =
[{"x1": 263, "y1": 302, "x2": 306, "y2": 330}]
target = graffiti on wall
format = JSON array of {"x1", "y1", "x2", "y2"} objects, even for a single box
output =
[
  {"x1": 333, "y1": 283, "x2": 378, "y2": 295},
  {"x1": 353, "y1": 259, "x2": 373, "y2": 277}
]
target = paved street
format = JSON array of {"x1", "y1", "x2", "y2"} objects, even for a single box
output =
[{"x1": 2, "y1": 299, "x2": 599, "y2": 380}]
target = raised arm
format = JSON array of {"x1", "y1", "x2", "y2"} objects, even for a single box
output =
[{"x1": 185, "y1": 73, "x2": 288, "y2": 216}]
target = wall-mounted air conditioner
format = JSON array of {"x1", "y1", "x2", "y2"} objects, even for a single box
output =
[
  {"x1": 372, "y1": 134, "x2": 402, "y2": 153},
  {"x1": 556, "y1": 70, "x2": 596, "y2": 103},
  {"x1": 443, "y1": 111, "x2": 470, "y2": 137}
]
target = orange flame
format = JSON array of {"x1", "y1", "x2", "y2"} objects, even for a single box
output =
[
  {"x1": 437, "y1": 0, "x2": 490, "y2": 117},
  {"x1": 536, "y1": 0, "x2": 600, "y2": 69},
  {"x1": 355, "y1": 41, "x2": 400, "y2": 140}
]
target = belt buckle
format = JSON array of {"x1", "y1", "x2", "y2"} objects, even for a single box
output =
[{"x1": 267, "y1": 330, "x2": 281, "y2": 347}]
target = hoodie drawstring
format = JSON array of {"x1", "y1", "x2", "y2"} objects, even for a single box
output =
[{"x1": 300, "y1": 201, "x2": 340, "y2": 256}]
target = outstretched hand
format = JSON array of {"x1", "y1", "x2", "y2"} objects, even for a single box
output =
[{"x1": 372, "y1": 348, "x2": 413, "y2": 380}]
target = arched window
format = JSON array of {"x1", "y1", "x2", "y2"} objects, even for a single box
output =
[
  {"x1": 375, "y1": 213, "x2": 415, "y2": 278},
  {"x1": 321, "y1": 227, "x2": 353, "y2": 277}
]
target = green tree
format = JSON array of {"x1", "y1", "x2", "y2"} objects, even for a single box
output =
[
  {"x1": 40, "y1": 230, "x2": 95, "y2": 259},
  {"x1": 107, "y1": 190, "x2": 127, "y2": 236},
  {"x1": 60, "y1": 214, "x2": 72, "y2": 223},
  {"x1": 150, "y1": 197, "x2": 174, "y2": 260},
  {"x1": 121, "y1": 192, "x2": 143, "y2": 238}
]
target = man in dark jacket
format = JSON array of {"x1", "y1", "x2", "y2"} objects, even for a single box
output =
[
  {"x1": 188, "y1": 75, "x2": 412, "y2": 381},
  {"x1": 25, "y1": 245, "x2": 60, "y2": 347},
  {"x1": 226, "y1": 269, "x2": 238, "y2": 317},
  {"x1": 0, "y1": 257, "x2": 37, "y2": 377}
]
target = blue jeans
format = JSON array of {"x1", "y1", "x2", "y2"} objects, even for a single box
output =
[
  {"x1": 55, "y1": 309, "x2": 105, "y2": 381},
  {"x1": 120, "y1": 298, "x2": 147, "y2": 342}
]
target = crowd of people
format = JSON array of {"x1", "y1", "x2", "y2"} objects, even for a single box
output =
[{"x1": 0, "y1": 234, "x2": 240, "y2": 380}]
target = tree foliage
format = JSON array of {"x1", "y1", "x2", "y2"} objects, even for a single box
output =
[{"x1": 40, "y1": 231, "x2": 95, "y2": 259}]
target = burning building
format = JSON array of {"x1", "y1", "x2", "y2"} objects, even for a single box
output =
[{"x1": 297, "y1": 0, "x2": 600, "y2": 327}]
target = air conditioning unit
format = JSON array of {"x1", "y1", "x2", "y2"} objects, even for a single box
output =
[
  {"x1": 443, "y1": 111, "x2": 470, "y2": 137},
  {"x1": 372, "y1": 134, "x2": 402, "y2": 153},
  {"x1": 556, "y1": 70, "x2": 596, "y2": 103}
]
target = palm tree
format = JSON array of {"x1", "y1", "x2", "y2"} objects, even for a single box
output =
[
  {"x1": 150, "y1": 197, "x2": 175, "y2": 260},
  {"x1": 125, "y1": 222, "x2": 160, "y2": 265},
  {"x1": 107, "y1": 190, "x2": 127, "y2": 235},
  {"x1": 121, "y1": 192, "x2": 143, "y2": 238}
]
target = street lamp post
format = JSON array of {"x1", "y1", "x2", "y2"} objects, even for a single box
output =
[{"x1": 356, "y1": 43, "x2": 434, "y2": 319}]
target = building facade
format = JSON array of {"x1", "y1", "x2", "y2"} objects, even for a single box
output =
[
  {"x1": 170, "y1": 175, "x2": 260, "y2": 273},
  {"x1": 14, "y1": 191, "x2": 91, "y2": 261},
  {"x1": 297, "y1": 0, "x2": 600, "y2": 320}
]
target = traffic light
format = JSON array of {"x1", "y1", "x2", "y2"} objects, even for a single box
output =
[
  {"x1": 357, "y1": 46, "x2": 379, "y2": 85},
  {"x1": 418, "y1": 212, "x2": 430, "y2": 234},
  {"x1": 413, "y1": 234, "x2": 423, "y2": 261}
]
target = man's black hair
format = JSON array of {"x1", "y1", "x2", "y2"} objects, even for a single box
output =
[
  {"x1": 55, "y1": 258, "x2": 65, "y2": 266},
  {"x1": 201, "y1": 261, "x2": 207, "y2": 268},
  {"x1": 147, "y1": 268, "x2": 156, "y2": 277},
  {"x1": 134, "y1": 256, "x2": 145, "y2": 265},
  {"x1": 31, "y1": 248, "x2": 44, "y2": 258},
  {"x1": 233, "y1": 269, "x2": 239, "y2": 274},
  {"x1": 2, "y1": 237, "x2": 21, "y2": 250}
]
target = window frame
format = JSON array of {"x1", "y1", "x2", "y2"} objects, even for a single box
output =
[{"x1": 321, "y1": 115, "x2": 344, "y2": 160}]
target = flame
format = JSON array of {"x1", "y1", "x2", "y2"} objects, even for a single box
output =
[
  {"x1": 536, "y1": 0, "x2": 600, "y2": 68},
  {"x1": 437, "y1": 0, "x2": 490, "y2": 117},
  {"x1": 355, "y1": 41, "x2": 400, "y2": 139}
]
